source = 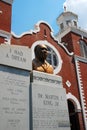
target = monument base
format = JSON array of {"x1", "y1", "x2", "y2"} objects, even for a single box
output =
[
  {"x1": 30, "y1": 71, "x2": 70, "y2": 130},
  {"x1": 0, "y1": 65, "x2": 30, "y2": 130}
]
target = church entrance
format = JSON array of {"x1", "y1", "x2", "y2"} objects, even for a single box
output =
[{"x1": 68, "y1": 100, "x2": 80, "y2": 130}]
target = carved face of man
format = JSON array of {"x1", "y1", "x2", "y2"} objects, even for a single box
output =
[{"x1": 34, "y1": 44, "x2": 48, "y2": 63}]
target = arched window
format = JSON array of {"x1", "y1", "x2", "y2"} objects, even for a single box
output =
[
  {"x1": 79, "y1": 40, "x2": 87, "y2": 58},
  {"x1": 60, "y1": 23, "x2": 64, "y2": 30},
  {"x1": 31, "y1": 40, "x2": 62, "y2": 74},
  {"x1": 46, "y1": 46, "x2": 58, "y2": 69}
]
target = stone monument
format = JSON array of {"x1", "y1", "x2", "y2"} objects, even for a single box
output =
[
  {"x1": 0, "y1": 44, "x2": 70, "y2": 130},
  {"x1": 0, "y1": 44, "x2": 32, "y2": 130},
  {"x1": 30, "y1": 70, "x2": 70, "y2": 130}
]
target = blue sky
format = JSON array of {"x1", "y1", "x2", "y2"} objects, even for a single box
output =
[
  {"x1": 12, "y1": 0, "x2": 65, "y2": 35},
  {"x1": 12, "y1": 0, "x2": 87, "y2": 35}
]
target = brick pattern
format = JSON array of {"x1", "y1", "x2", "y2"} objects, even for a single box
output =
[
  {"x1": 0, "y1": 1, "x2": 11, "y2": 32},
  {"x1": 75, "y1": 58, "x2": 87, "y2": 129}
]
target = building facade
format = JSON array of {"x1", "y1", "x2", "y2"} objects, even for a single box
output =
[{"x1": 0, "y1": 0, "x2": 87, "y2": 130}]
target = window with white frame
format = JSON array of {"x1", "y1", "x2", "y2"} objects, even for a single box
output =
[
  {"x1": 46, "y1": 46, "x2": 58, "y2": 69},
  {"x1": 66, "y1": 20, "x2": 71, "y2": 26},
  {"x1": 60, "y1": 23, "x2": 64, "y2": 30},
  {"x1": 31, "y1": 40, "x2": 62, "y2": 74},
  {"x1": 80, "y1": 40, "x2": 87, "y2": 58},
  {"x1": 73, "y1": 20, "x2": 77, "y2": 27}
]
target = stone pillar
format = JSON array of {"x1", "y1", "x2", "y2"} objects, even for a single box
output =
[
  {"x1": 0, "y1": 44, "x2": 32, "y2": 130},
  {"x1": 30, "y1": 70, "x2": 70, "y2": 130}
]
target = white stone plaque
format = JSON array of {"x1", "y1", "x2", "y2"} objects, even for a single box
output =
[
  {"x1": 31, "y1": 84, "x2": 70, "y2": 130},
  {"x1": 0, "y1": 65, "x2": 30, "y2": 130},
  {"x1": 0, "y1": 44, "x2": 32, "y2": 70}
]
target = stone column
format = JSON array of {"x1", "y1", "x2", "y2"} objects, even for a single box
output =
[
  {"x1": 30, "y1": 70, "x2": 70, "y2": 130},
  {"x1": 0, "y1": 44, "x2": 32, "y2": 130}
]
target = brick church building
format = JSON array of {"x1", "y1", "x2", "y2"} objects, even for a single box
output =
[{"x1": 0, "y1": 0, "x2": 87, "y2": 130}]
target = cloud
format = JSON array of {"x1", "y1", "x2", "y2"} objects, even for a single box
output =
[{"x1": 63, "y1": 0, "x2": 87, "y2": 30}]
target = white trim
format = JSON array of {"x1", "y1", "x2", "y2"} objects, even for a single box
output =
[
  {"x1": 67, "y1": 92, "x2": 81, "y2": 110},
  {"x1": 1, "y1": 0, "x2": 13, "y2": 4},
  {"x1": 11, "y1": 21, "x2": 54, "y2": 38},
  {"x1": 56, "y1": 26, "x2": 87, "y2": 42},
  {"x1": 0, "y1": 30, "x2": 11, "y2": 44},
  {"x1": 58, "y1": 42, "x2": 74, "y2": 56},
  {"x1": 0, "y1": 30, "x2": 11, "y2": 37},
  {"x1": 31, "y1": 40, "x2": 63, "y2": 74},
  {"x1": 74, "y1": 55, "x2": 87, "y2": 130},
  {"x1": 12, "y1": 21, "x2": 74, "y2": 56},
  {"x1": 75, "y1": 55, "x2": 87, "y2": 63}
]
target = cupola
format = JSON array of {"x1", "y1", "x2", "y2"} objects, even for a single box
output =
[{"x1": 56, "y1": 10, "x2": 78, "y2": 32}]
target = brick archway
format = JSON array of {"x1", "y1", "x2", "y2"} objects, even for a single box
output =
[{"x1": 68, "y1": 100, "x2": 80, "y2": 130}]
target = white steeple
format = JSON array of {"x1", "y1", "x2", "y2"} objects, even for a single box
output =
[{"x1": 56, "y1": 10, "x2": 78, "y2": 32}]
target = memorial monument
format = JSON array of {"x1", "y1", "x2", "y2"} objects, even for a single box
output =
[
  {"x1": 0, "y1": 44, "x2": 32, "y2": 130},
  {"x1": 0, "y1": 44, "x2": 70, "y2": 130},
  {"x1": 30, "y1": 71, "x2": 70, "y2": 130}
]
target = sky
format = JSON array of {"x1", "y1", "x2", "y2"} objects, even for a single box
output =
[{"x1": 12, "y1": 0, "x2": 87, "y2": 36}]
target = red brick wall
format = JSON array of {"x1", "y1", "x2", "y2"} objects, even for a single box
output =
[
  {"x1": 78, "y1": 112, "x2": 85, "y2": 130},
  {"x1": 11, "y1": 23, "x2": 58, "y2": 48},
  {"x1": 0, "y1": 1, "x2": 12, "y2": 32},
  {"x1": 11, "y1": 24, "x2": 82, "y2": 101},
  {"x1": 61, "y1": 33, "x2": 74, "y2": 53},
  {"x1": 61, "y1": 32, "x2": 87, "y2": 56}
]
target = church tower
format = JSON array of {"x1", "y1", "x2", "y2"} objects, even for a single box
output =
[
  {"x1": 0, "y1": 0, "x2": 13, "y2": 44},
  {"x1": 56, "y1": 11, "x2": 78, "y2": 33},
  {"x1": 56, "y1": 8, "x2": 87, "y2": 130}
]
